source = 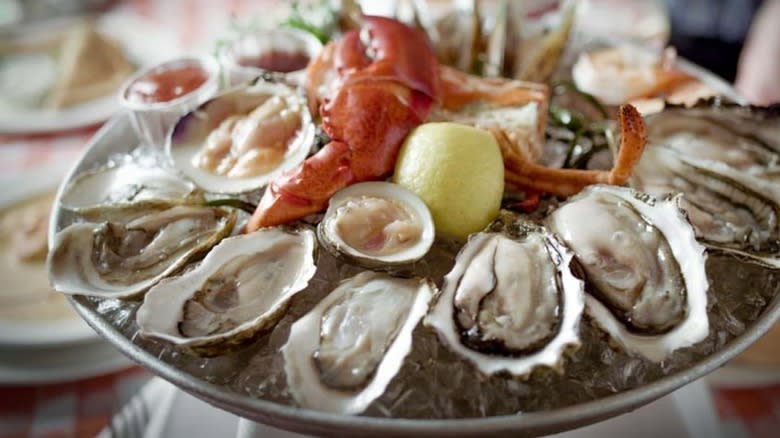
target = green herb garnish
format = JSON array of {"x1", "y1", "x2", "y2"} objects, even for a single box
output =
[{"x1": 280, "y1": 1, "x2": 339, "y2": 44}]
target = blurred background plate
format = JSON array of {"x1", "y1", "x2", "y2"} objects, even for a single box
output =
[
  {"x1": 0, "y1": 12, "x2": 181, "y2": 134},
  {"x1": 0, "y1": 161, "x2": 98, "y2": 348},
  {"x1": 0, "y1": 340, "x2": 133, "y2": 385}
]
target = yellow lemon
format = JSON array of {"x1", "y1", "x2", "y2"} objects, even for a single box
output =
[{"x1": 393, "y1": 122, "x2": 504, "y2": 238}]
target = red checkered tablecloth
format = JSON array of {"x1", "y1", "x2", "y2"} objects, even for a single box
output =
[
  {"x1": 0, "y1": 368, "x2": 150, "y2": 438},
  {"x1": 713, "y1": 382, "x2": 780, "y2": 438}
]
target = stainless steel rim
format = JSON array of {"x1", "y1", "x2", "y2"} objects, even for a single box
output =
[{"x1": 68, "y1": 289, "x2": 780, "y2": 438}]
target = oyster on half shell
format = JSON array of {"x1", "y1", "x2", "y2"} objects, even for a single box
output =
[
  {"x1": 425, "y1": 217, "x2": 584, "y2": 377},
  {"x1": 632, "y1": 102, "x2": 780, "y2": 268},
  {"x1": 47, "y1": 203, "x2": 236, "y2": 299},
  {"x1": 283, "y1": 271, "x2": 435, "y2": 414},
  {"x1": 137, "y1": 227, "x2": 317, "y2": 355},
  {"x1": 548, "y1": 185, "x2": 709, "y2": 362}
]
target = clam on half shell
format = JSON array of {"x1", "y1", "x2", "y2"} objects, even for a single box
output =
[
  {"x1": 47, "y1": 203, "x2": 236, "y2": 299},
  {"x1": 424, "y1": 218, "x2": 585, "y2": 377},
  {"x1": 167, "y1": 79, "x2": 316, "y2": 194},
  {"x1": 283, "y1": 271, "x2": 435, "y2": 414},
  {"x1": 317, "y1": 182, "x2": 435, "y2": 270},
  {"x1": 137, "y1": 227, "x2": 317, "y2": 355},
  {"x1": 548, "y1": 185, "x2": 709, "y2": 362}
]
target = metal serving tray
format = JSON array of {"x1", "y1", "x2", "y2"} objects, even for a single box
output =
[{"x1": 48, "y1": 62, "x2": 773, "y2": 436}]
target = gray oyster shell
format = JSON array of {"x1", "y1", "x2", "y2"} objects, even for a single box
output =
[
  {"x1": 547, "y1": 185, "x2": 709, "y2": 362},
  {"x1": 425, "y1": 214, "x2": 584, "y2": 377},
  {"x1": 137, "y1": 227, "x2": 317, "y2": 355},
  {"x1": 631, "y1": 100, "x2": 780, "y2": 268},
  {"x1": 48, "y1": 203, "x2": 236, "y2": 299},
  {"x1": 283, "y1": 271, "x2": 435, "y2": 414}
]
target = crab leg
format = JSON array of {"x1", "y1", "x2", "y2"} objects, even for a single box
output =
[{"x1": 498, "y1": 104, "x2": 646, "y2": 197}]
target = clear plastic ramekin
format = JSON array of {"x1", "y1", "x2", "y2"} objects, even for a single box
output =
[{"x1": 118, "y1": 55, "x2": 221, "y2": 147}]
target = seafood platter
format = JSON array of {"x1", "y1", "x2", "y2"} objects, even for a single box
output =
[{"x1": 46, "y1": 1, "x2": 780, "y2": 436}]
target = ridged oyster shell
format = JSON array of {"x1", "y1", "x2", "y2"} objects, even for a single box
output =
[
  {"x1": 425, "y1": 217, "x2": 584, "y2": 377},
  {"x1": 631, "y1": 101, "x2": 780, "y2": 268},
  {"x1": 59, "y1": 163, "x2": 201, "y2": 214},
  {"x1": 548, "y1": 185, "x2": 709, "y2": 362},
  {"x1": 283, "y1": 271, "x2": 435, "y2": 414},
  {"x1": 137, "y1": 227, "x2": 317, "y2": 355},
  {"x1": 47, "y1": 203, "x2": 236, "y2": 299}
]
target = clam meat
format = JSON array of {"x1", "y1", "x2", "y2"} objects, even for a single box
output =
[
  {"x1": 168, "y1": 79, "x2": 316, "y2": 193},
  {"x1": 283, "y1": 271, "x2": 435, "y2": 414},
  {"x1": 137, "y1": 227, "x2": 316, "y2": 354},
  {"x1": 425, "y1": 219, "x2": 584, "y2": 377},
  {"x1": 548, "y1": 185, "x2": 709, "y2": 362},
  {"x1": 317, "y1": 182, "x2": 434, "y2": 269}
]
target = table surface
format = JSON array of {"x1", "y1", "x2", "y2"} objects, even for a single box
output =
[{"x1": 1, "y1": 0, "x2": 779, "y2": 437}]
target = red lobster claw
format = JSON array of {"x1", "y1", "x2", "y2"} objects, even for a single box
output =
[{"x1": 247, "y1": 16, "x2": 440, "y2": 231}]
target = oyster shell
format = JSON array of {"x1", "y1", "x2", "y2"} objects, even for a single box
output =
[
  {"x1": 167, "y1": 79, "x2": 316, "y2": 193},
  {"x1": 59, "y1": 163, "x2": 201, "y2": 214},
  {"x1": 47, "y1": 204, "x2": 236, "y2": 299},
  {"x1": 434, "y1": 0, "x2": 481, "y2": 74},
  {"x1": 424, "y1": 219, "x2": 584, "y2": 377},
  {"x1": 317, "y1": 182, "x2": 434, "y2": 270},
  {"x1": 548, "y1": 185, "x2": 709, "y2": 362},
  {"x1": 631, "y1": 102, "x2": 780, "y2": 267},
  {"x1": 137, "y1": 227, "x2": 317, "y2": 354},
  {"x1": 283, "y1": 271, "x2": 435, "y2": 414}
]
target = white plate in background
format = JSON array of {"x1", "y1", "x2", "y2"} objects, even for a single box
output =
[
  {"x1": 0, "y1": 340, "x2": 133, "y2": 385},
  {"x1": 0, "y1": 13, "x2": 181, "y2": 134},
  {"x1": 0, "y1": 161, "x2": 97, "y2": 348}
]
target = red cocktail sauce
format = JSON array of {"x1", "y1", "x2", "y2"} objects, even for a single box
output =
[
  {"x1": 125, "y1": 64, "x2": 209, "y2": 104},
  {"x1": 238, "y1": 50, "x2": 310, "y2": 73}
]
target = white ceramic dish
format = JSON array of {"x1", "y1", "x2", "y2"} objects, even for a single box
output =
[
  {"x1": 0, "y1": 13, "x2": 181, "y2": 134},
  {"x1": 0, "y1": 340, "x2": 133, "y2": 385},
  {"x1": 0, "y1": 161, "x2": 98, "y2": 348}
]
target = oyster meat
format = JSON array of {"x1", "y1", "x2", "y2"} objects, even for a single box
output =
[
  {"x1": 283, "y1": 271, "x2": 435, "y2": 414},
  {"x1": 137, "y1": 227, "x2": 316, "y2": 354},
  {"x1": 425, "y1": 218, "x2": 584, "y2": 377},
  {"x1": 632, "y1": 102, "x2": 780, "y2": 267},
  {"x1": 548, "y1": 185, "x2": 709, "y2": 362},
  {"x1": 317, "y1": 182, "x2": 434, "y2": 269},
  {"x1": 168, "y1": 79, "x2": 316, "y2": 193},
  {"x1": 47, "y1": 203, "x2": 236, "y2": 299}
]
